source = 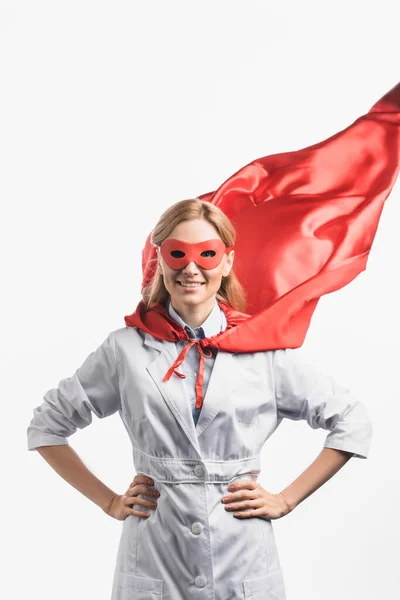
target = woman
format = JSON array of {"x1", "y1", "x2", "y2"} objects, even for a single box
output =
[
  {"x1": 27, "y1": 82, "x2": 400, "y2": 599},
  {"x1": 27, "y1": 198, "x2": 372, "y2": 600}
]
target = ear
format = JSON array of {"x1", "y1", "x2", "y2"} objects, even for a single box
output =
[{"x1": 223, "y1": 250, "x2": 234, "y2": 276}]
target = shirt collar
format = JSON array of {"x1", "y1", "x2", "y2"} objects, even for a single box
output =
[{"x1": 168, "y1": 298, "x2": 226, "y2": 339}]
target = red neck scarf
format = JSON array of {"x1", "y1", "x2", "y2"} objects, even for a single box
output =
[
  {"x1": 125, "y1": 300, "x2": 250, "y2": 409},
  {"x1": 125, "y1": 82, "x2": 400, "y2": 410}
]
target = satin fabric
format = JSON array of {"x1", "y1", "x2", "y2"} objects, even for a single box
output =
[
  {"x1": 161, "y1": 82, "x2": 400, "y2": 332},
  {"x1": 125, "y1": 81, "x2": 400, "y2": 409}
]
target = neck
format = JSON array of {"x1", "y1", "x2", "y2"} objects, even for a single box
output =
[{"x1": 170, "y1": 297, "x2": 217, "y2": 329}]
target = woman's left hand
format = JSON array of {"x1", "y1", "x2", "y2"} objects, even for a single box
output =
[{"x1": 221, "y1": 480, "x2": 292, "y2": 520}]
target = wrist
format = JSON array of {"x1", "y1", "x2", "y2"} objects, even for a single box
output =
[
  {"x1": 278, "y1": 490, "x2": 297, "y2": 513},
  {"x1": 101, "y1": 491, "x2": 119, "y2": 515}
]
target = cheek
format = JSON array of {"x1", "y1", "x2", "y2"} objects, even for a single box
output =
[
  {"x1": 166, "y1": 274, "x2": 178, "y2": 288},
  {"x1": 206, "y1": 267, "x2": 224, "y2": 286},
  {"x1": 161, "y1": 269, "x2": 177, "y2": 290}
]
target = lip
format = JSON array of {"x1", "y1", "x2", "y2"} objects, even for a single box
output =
[{"x1": 176, "y1": 281, "x2": 205, "y2": 288}]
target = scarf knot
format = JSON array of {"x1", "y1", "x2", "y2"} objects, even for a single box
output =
[{"x1": 163, "y1": 339, "x2": 214, "y2": 409}]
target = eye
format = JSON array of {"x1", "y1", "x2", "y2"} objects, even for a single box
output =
[
  {"x1": 201, "y1": 250, "x2": 216, "y2": 257},
  {"x1": 171, "y1": 250, "x2": 186, "y2": 258}
]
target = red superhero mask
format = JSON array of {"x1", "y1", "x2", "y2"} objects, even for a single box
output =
[{"x1": 159, "y1": 238, "x2": 234, "y2": 270}]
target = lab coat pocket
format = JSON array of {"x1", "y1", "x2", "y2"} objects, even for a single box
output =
[
  {"x1": 114, "y1": 570, "x2": 163, "y2": 599},
  {"x1": 242, "y1": 569, "x2": 286, "y2": 599}
]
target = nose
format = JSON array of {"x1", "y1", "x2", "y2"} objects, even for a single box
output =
[{"x1": 182, "y1": 261, "x2": 200, "y2": 273}]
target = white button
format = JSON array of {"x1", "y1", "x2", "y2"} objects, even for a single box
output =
[
  {"x1": 191, "y1": 522, "x2": 203, "y2": 535},
  {"x1": 190, "y1": 372, "x2": 197, "y2": 378},
  {"x1": 195, "y1": 575, "x2": 207, "y2": 588},
  {"x1": 194, "y1": 465, "x2": 205, "y2": 478}
]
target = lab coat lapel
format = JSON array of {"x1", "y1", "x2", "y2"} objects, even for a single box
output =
[
  {"x1": 144, "y1": 333, "x2": 202, "y2": 456},
  {"x1": 144, "y1": 332, "x2": 240, "y2": 451},
  {"x1": 195, "y1": 349, "x2": 238, "y2": 438}
]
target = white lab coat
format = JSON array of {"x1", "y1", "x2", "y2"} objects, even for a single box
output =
[{"x1": 27, "y1": 326, "x2": 372, "y2": 600}]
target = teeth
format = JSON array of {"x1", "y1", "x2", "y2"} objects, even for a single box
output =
[{"x1": 179, "y1": 282, "x2": 203, "y2": 287}]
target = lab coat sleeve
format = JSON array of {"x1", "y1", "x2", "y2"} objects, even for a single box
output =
[
  {"x1": 27, "y1": 331, "x2": 121, "y2": 451},
  {"x1": 272, "y1": 347, "x2": 373, "y2": 459}
]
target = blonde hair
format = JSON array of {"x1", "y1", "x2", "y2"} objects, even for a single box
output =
[{"x1": 142, "y1": 198, "x2": 247, "y2": 311}]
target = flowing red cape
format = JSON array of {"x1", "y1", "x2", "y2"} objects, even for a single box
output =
[
  {"x1": 124, "y1": 82, "x2": 400, "y2": 408},
  {"x1": 126, "y1": 81, "x2": 400, "y2": 351}
]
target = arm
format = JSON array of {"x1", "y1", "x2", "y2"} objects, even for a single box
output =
[
  {"x1": 272, "y1": 347, "x2": 373, "y2": 510},
  {"x1": 279, "y1": 447, "x2": 352, "y2": 511},
  {"x1": 36, "y1": 444, "x2": 117, "y2": 513},
  {"x1": 27, "y1": 332, "x2": 121, "y2": 513}
]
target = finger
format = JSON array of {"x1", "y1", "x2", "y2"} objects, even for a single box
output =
[
  {"x1": 233, "y1": 507, "x2": 266, "y2": 518},
  {"x1": 128, "y1": 481, "x2": 151, "y2": 490},
  {"x1": 224, "y1": 498, "x2": 261, "y2": 511},
  {"x1": 131, "y1": 474, "x2": 154, "y2": 487},
  {"x1": 228, "y1": 480, "x2": 257, "y2": 491},
  {"x1": 125, "y1": 495, "x2": 158, "y2": 510},
  {"x1": 224, "y1": 489, "x2": 255, "y2": 503},
  {"x1": 128, "y1": 507, "x2": 151, "y2": 519},
  {"x1": 128, "y1": 484, "x2": 159, "y2": 498}
]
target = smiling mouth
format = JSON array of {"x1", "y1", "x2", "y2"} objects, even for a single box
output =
[{"x1": 177, "y1": 281, "x2": 205, "y2": 286}]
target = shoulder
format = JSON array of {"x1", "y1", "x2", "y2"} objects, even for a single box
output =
[
  {"x1": 110, "y1": 325, "x2": 146, "y2": 345},
  {"x1": 110, "y1": 326, "x2": 170, "y2": 352}
]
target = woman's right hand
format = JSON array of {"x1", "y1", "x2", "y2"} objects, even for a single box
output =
[{"x1": 105, "y1": 474, "x2": 160, "y2": 521}]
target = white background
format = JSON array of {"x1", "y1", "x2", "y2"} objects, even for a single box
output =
[{"x1": 2, "y1": 1, "x2": 399, "y2": 598}]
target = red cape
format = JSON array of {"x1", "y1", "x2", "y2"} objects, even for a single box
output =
[{"x1": 124, "y1": 82, "x2": 400, "y2": 408}]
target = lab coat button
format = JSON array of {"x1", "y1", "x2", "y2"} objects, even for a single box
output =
[
  {"x1": 191, "y1": 522, "x2": 203, "y2": 535},
  {"x1": 195, "y1": 575, "x2": 207, "y2": 588},
  {"x1": 194, "y1": 465, "x2": 205, "y2": 478},
  {"x1": 190, "y1": 371, "x2": 197, "y2": 378}
]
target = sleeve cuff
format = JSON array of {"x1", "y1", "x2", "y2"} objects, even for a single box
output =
[
  {"x1": 323, "y1": 440, "x2": 371, "y2": 459},
  {"x1": 27, "y1": 432, "x2": 69, "y2": 452}
]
